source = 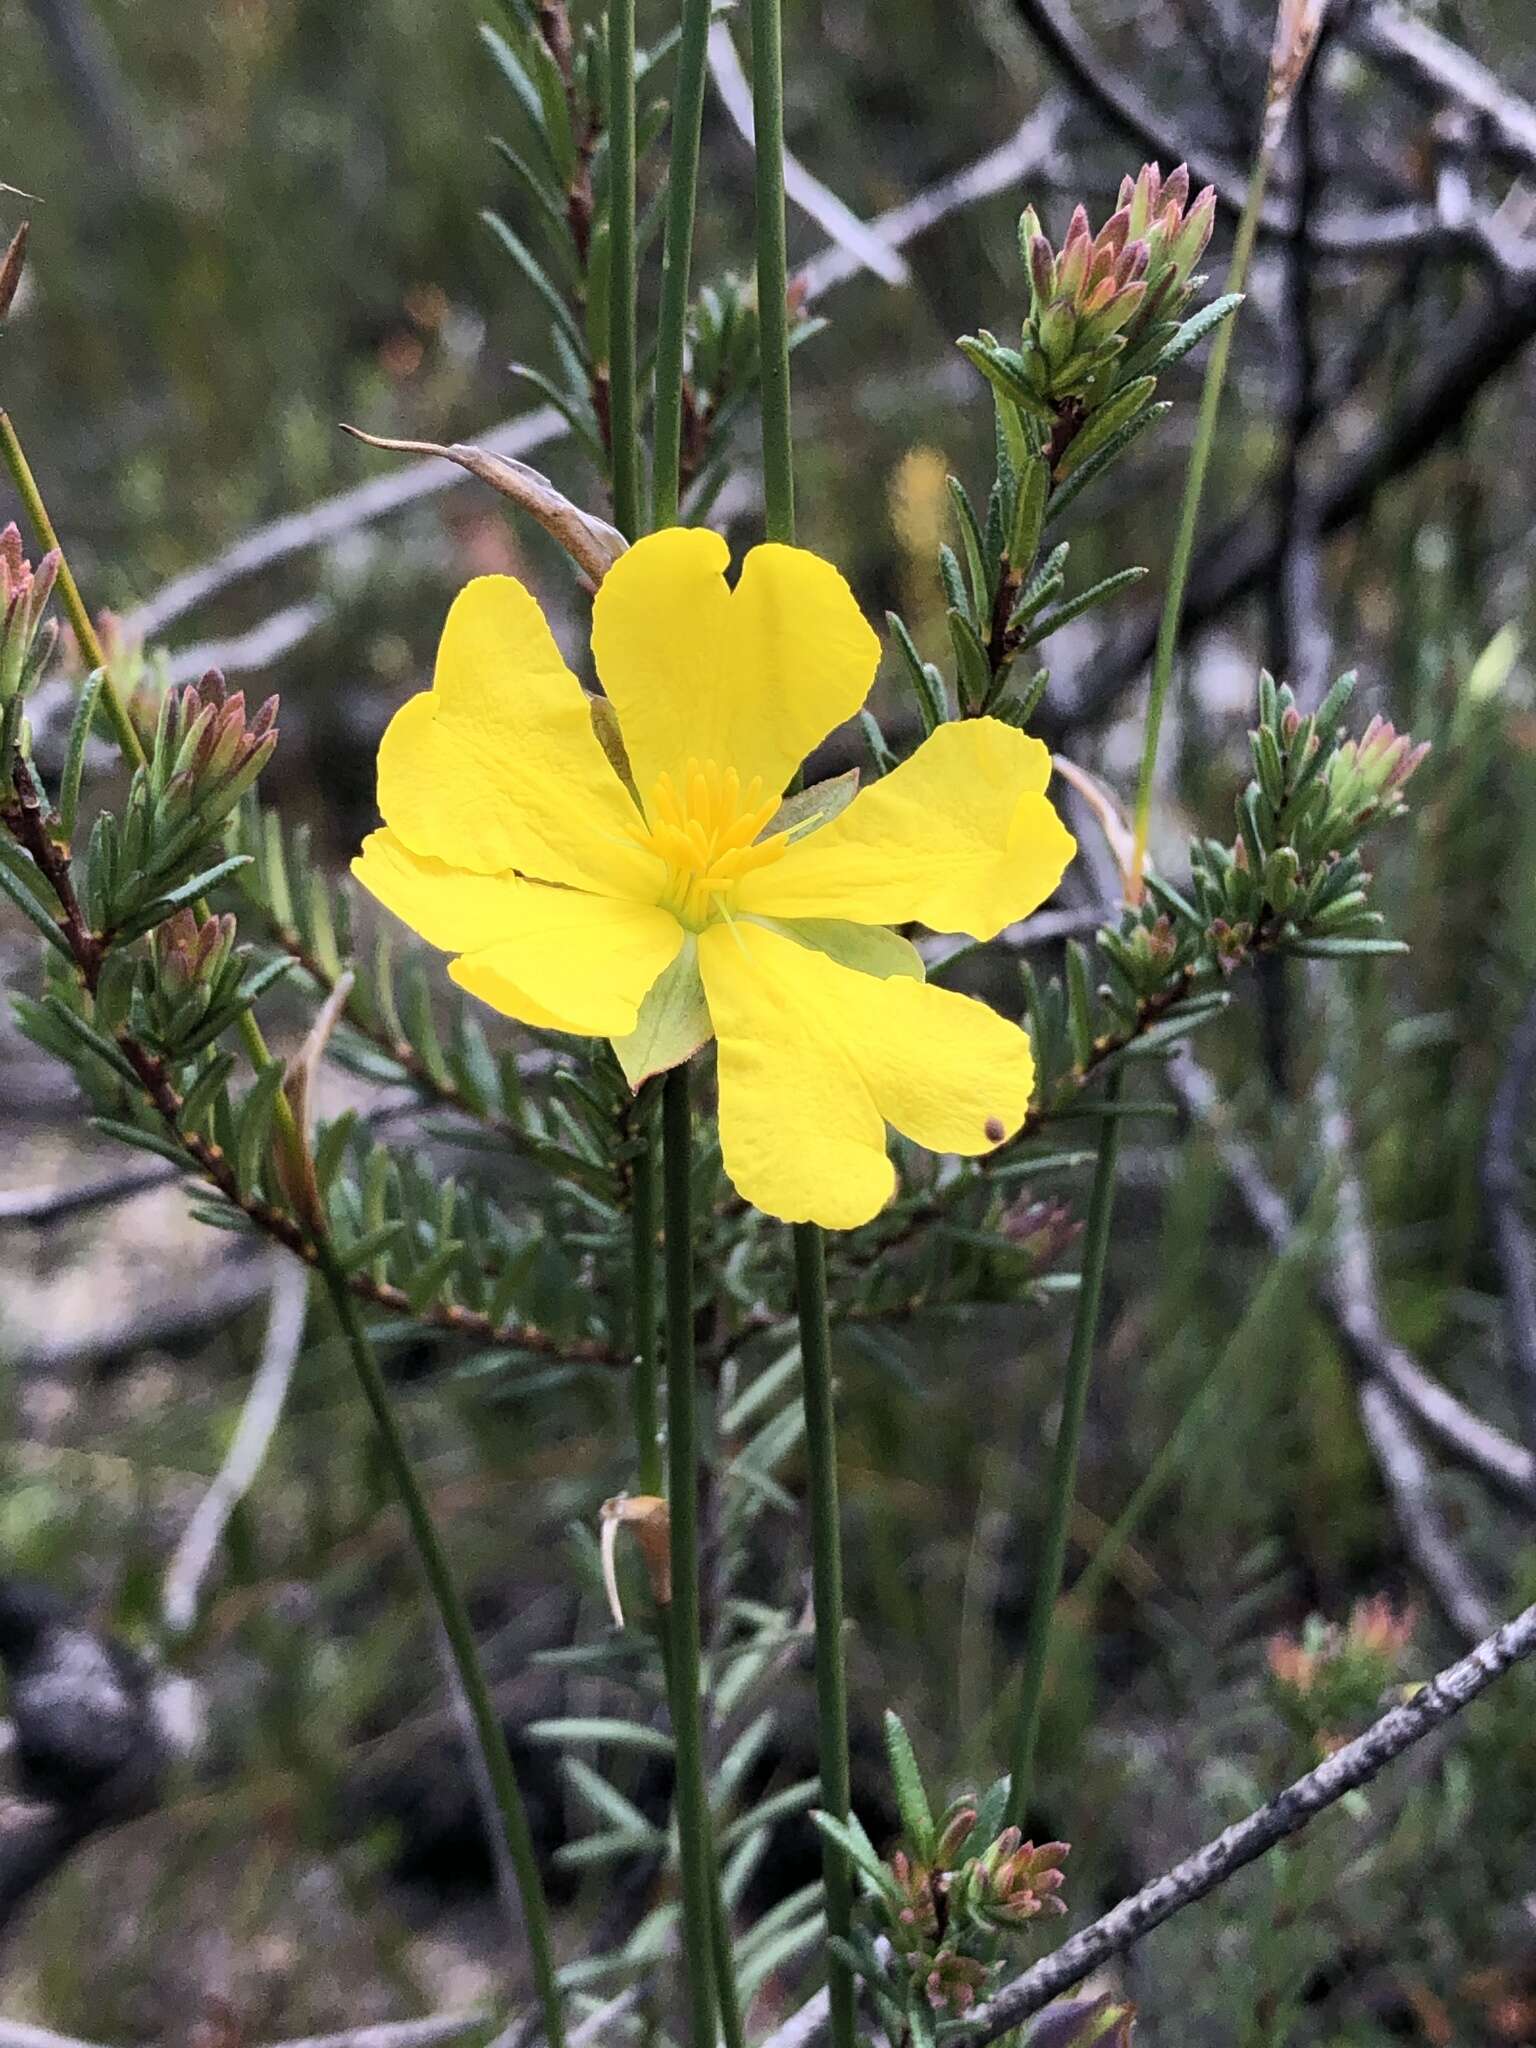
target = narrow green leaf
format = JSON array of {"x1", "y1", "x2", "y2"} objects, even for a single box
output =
[
  {"x1": 59, "y1": 669, "x2": 107, "y2": 842},
  {"x1": 41, "y1": 994, "x2": 139, "y2": 1085},
  {"x1": 1286, "y1": 935, "x2": 1408, "y2": 958},
  {"x1": 0, "y1": 855, "x2": 72, "y2": 959},
  {"x1": 483, "y1": 210, "x2": 586, "y2": 358},
  {"x1": 115, "y1": 854, "x2": 253, "y2": 943},
  {"x1": 883, "y1": 1709, "x2": 935, "y2": 1860},
  {"x1": 1045, "y1": 401, "x2": 1171, "y2": 527},
  {"x1": 946, "y1": 607, "x2": 992, "y2": 714},
  {"x1": 490, "y1": 135, "x2": 578, "y2": 259},
  {"x1": 1055, "y1": 376, "x2": 1157, "y2": 481},
  {"x1": 1009, "y1": 452, "x2": 1050, "y2": 571},
  {"x1": 89, "y1": 1117, "x2": 189, "y2": 1167},
  {"x1": 235, "y1": 1060, "x2": 288, "y2": 1195},
  {"x1": 1065, "y1": 940, "x2": 1096, "y2": 1066},
  {"x1": 948, "y1": 476, "x2": 991, "y2": 618},
  {"x1": 1015, "y1": 565, "x2": 1149, "y2": 652},
  {"x1": 525, "y1": 1718, "x2": 674, "y2": 1756},
  {"x1": 1144, "y1": 291, "x2": 1243, "y2": 375}
]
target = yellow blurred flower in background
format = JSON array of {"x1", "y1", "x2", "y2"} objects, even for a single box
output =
[{"x1": 353, "y1": 528, "x2": 1075, "y2": 1228}]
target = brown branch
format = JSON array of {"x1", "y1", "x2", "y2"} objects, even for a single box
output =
[{"x1": 116, "y1": 1032, "x2": 623, "y2": 1366}]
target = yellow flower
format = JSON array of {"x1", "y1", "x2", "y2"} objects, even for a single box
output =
[{"x1": 352, "y1": 529, "x2": 1076, "y2": 1229}]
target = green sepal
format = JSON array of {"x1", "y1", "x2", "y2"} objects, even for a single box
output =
[
  {"x1": 771, "y1": 918, "x2": 924, "y2": 982},
  {"x1": 765, "y1": 769, "x2": 860, "y2": 842},
  {"x1": 611, "y1": 938, "x2": 711, "y2": 1089}
]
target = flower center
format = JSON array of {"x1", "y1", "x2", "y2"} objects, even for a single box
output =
[{"x1": 628, "y1": 757, "x2": 791, "y2": 929}]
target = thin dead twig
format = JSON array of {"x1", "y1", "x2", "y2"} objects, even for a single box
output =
[
  {"x1": 161, "y1": 1260, "x2": 311, "y2": 1634},
  {"x1": 706, "y1": 23, "x2": 910, "y2": 287},
  {"x1": 1169, "y1": 1051, "x2": 1536, "y2": 1513},
  {"x1": 1482, "y1": 983, "x2": 1536, "y2": 1450},
  {"x1": 1346, "y1": 2, "x2": 1536, "y2": 182},
  {"x1": 1010, "y1": 0, "x2": 1438, "y2": 255}
]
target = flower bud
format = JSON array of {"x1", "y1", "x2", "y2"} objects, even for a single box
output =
[
  {"x1": 1325, "y1": 715, "x2": 1429, "y2": 821},
  {"x1": 158, "y1": 669, "x2": 280, "y2": 828},
  {"x1": 0, "y1": 523, "x2": 63, "y2": 704},
  {"x1": 152, "y1": 907, "x2": 238, "y2": 1000}
]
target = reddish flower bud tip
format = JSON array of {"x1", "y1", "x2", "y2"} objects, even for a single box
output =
[{"x1": 1096, "y1": 206, "x2": 1131, "y2": 259}]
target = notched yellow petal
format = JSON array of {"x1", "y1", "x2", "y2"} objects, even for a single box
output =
[
  {"x1": 450, "y1": 891, "x2": 684, "y2": 1038},
  {"x1": 352, "y1": 829, "x2": 527, "y2": 953},
  {"x1": 735, "y1": 718, "x2": 1076, "y2": 940},
  {"x1": 378, "y1": 576, "x2": 659, "y2": 899},
  {"x1": 699, "y1": 920, "x2": 1034, "y2": 1230},
  {"x1": 591, "y1": 530, "x2": 879, "y2": 804}
]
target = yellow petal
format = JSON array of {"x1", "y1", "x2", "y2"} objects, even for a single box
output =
[
  {"x1": 451, "y1": 891, "x2": 685, "y2": 1038},
  {"x1": 735, "y1": 719, "x2": 1076, "y2": 940},
  {"x1": 352, "y1": 829, "x2": 529, "y2": 952},
  {"x1": 378, "y1": 576, "x2": 662, "y2": 898},
  {"x1": 590, "y1": 530, "x2": 880, "y2": 803},
  {"x1": 699, "y1": 920, "x2": 1034, "y2": 1229}
]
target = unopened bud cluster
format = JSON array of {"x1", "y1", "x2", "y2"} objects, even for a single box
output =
[
  {"x1": 886, "y1": 1804, "x2": 1069, "y2": 2015},
  {"x1": 0, "y1": 523, "x2": 60, "y2": 705},
  {"x1": 961, "y1": 162, "x2": 1216, "y2": 432},
  {"x1": 83, "y1": 671, "x2": 280, "y2": 941},
  {"x1": 821, "y1": 1716, "x2": 1074, "y2": 2034},
  {"x1": 1268, "y1": 1595, "x2": 1417, "y2": 1755},
  {"x1": 149, "y1": 671, "x2": 278, "y2": 834},
  {"x1": 139, "y1": 908, "x2": 252, "y2": 1056},
  {"x1": 1324, "y1": 715, "x2": 1431, "y2": 828},
  {"x1": 1001, "y1": 1195, "x2": 1083, "y2": 1272},
  {"x1": 1145, "y1": 671, "x2": 1427, "y2": 985}
]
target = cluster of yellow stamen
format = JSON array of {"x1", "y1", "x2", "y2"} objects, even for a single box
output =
[{"x1": 630, "y1": 758, "x2": 790, "y2": 929}]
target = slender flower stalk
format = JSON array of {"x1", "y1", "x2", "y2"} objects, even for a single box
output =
[
  {"x1": 0, "y1": 408, "x2": 143, "y2": 766},
  {"x1": 314, "y1": 1243, "x2": 566, "y2": 2048},
  {"x1": 651, "y1": 0, "x2": 714, "y2": 527},
  {"x1": 749, "y1": 0, "x2": 794, "y2": 544},
  {"x1": 606, "y1": 0, "x2": 641, "y2": 541},
  {"x1": 793, "y1": 1220, "x2": 856, "y2": 2048},
  {"x1": 1004, "y1": 1077, "x2": 1123, "y2": 1826},
  {"x1": 747, "y1": 2, "x2": 855, "y2": 2036},
  {"x1": 629, "y1": 1122, "x2": 663, "y2": 1496},
  {"x1": 1128, "y1": 7, "x2": 1319, "y2": 897},
  {"x1": 658, "y1": 1629, "x2": 749, "y2": 2048},
  {"x1": 662, "y1": 1065, "x2": 721, "y2": 2047}
]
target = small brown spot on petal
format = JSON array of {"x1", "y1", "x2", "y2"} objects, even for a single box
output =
[{"x1": 984, "y1": 1116, "x2": 1006, "y2": 1144}]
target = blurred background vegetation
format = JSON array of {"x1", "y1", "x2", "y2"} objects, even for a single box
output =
[{"x1": 5, "y1": 0, "x2": 1536, "y2": 2040}]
